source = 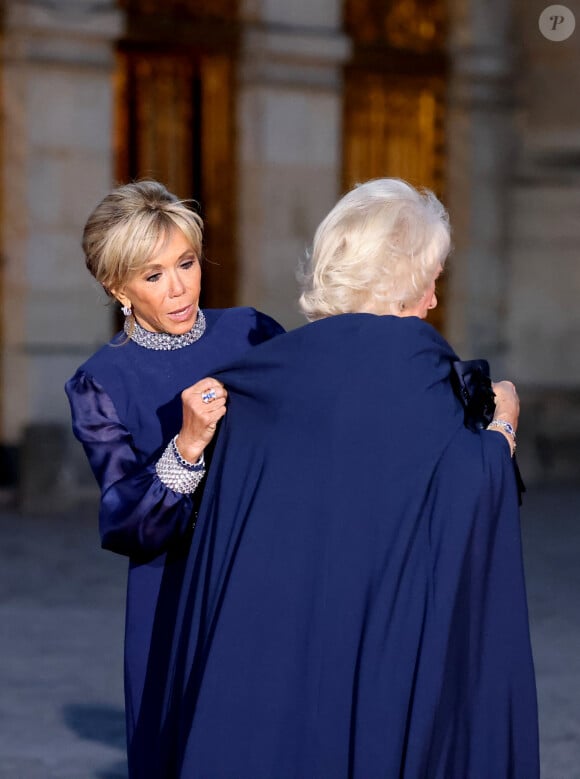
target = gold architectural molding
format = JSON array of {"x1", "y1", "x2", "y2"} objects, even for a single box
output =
[{"x1": 344, "y1": 0, "x2": 446, "y2": 53}]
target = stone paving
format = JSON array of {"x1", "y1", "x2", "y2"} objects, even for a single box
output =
[
  {"x1": 0, "y1": 484, "x2": 578, "y2": 778},
  {"x1": 523, "y1": 486, "x2": 580, "y2": 779},
  {"x1": 0, "y1": 500, "x2": 127, "y2": 779}
]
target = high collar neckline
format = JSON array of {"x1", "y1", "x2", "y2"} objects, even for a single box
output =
[{"x1": 124, "y1": 309, "x2": 206, "y2": 350}]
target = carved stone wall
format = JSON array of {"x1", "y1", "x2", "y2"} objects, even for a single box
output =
[
  {"x1": 0, "y1": 0, "x2": 122, "y2": 505},
  {"x1": 235, "y1": 0, "x2": 349, "y2": 328},
  {"x1": 445, "y1": 0, "x2": 517, "y2": 371},
  {"x1": 507, "y1": 0, "x2": 580, "y2": 482},
  {"x1": 445, "y1": 0, "x2": 580, "y2": 481}
]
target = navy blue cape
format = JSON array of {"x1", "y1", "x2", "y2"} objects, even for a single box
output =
[{"x1": 134, "y1": 314, "x2": 539, "y2": 779}]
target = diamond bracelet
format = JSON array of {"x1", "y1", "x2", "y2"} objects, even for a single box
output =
[
  {"x1": 171, "y1": 435, "x2": 205, "y2": 471},
  {"x1": 486, "y1": 419, "x2": 517, "y2": 455},
  {"x1": 155, "y1": 437, "x2": 206, "y2": 494}
]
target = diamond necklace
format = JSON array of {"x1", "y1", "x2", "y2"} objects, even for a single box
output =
[{"x1": 124, "y1": 309, "x2": 206, "y2": 350}]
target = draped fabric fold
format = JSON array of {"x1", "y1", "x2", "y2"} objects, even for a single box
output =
[{"x1": 130, "y1": 314, "x2": 538, "y2": 779}]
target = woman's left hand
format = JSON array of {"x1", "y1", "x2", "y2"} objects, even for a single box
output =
[{"x1": 491, "y1": 380, "x2": 519, "y2": 431}]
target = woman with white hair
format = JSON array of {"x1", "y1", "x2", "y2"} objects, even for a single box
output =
[
  {"x1": 136, "y1": 179, "x2": 538, "y2": 778},
  {"x1": 300, "y1": 176, "x2": 449, "y2": 320}
]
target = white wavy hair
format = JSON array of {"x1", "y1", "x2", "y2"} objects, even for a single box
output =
[{"x1": 298, "y1": 178, "x2": 450, "y2": 321}]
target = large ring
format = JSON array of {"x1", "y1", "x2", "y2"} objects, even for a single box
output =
[{"x1": 202, "y1": 388, "x2": 217, "y2": 404}]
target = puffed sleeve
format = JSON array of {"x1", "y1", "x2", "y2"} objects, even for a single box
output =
[{"x1": 65, "y1": 371, "x2": 198, "y2": 559}]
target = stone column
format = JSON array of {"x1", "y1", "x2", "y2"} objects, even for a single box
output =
[
  {"x1": 0, "y1": 0, "x2": 122, "y2": 508},
  {"x1": 236, "y1": 0, "x2": 350, "y2": 330},
  {"x1": 445, "y1": 0, "x2": 516, "y2": 374},
  {"x1": 504, "y1": 0, "x2": 580, "y2": 482}
]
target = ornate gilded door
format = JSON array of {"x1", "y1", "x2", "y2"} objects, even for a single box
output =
[
  {"x1": 343, "y1": 0, "x2": 448, "y2": 329},
  {"x1": 115, "y1": 0, "x2": 239, "y2": 308}
]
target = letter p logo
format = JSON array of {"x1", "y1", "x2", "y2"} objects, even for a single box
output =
[{"x1": 539, "y1": 5, "x2": 576, "y2": 40}]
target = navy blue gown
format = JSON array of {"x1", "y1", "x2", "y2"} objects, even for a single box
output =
[
  {"x1": 64, "y1": 307, "x2": 284, "y2": 772},
  {"x1": 147, "y1": 314, "x2": 539, "y2": 778}
]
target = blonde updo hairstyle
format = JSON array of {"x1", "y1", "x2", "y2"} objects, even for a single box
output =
[
  {"x1": 298, "y1": 178, "x2": 450, "y2": 321},
  {"x1": 82, "y1": 180, "x2": 204, "y2": 296}
]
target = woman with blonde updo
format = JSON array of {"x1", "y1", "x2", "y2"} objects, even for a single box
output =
[{"x1": 65, "y1": 180, "x2": 284, "y2": 776}]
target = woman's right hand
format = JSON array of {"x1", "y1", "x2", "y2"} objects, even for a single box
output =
[{"x1": 175, "y1": 377, "x2": 228, "y2": 463}]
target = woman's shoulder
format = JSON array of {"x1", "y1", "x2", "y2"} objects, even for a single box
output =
[
  {"x1": 204, "y1": 306, "x2": 280, "y2": 325},
  {"x1": 66, "y1": 332, "x2": 132, "y2": 392},
  {"x1": 204, "y1": 307, "x2": 285, "y2": 338},
  {"x1": 300, "y1": 313, "x2": 454, "y2": 356}
]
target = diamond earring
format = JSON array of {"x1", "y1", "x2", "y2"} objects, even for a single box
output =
[{"x1": 121, "y1": 304, "x2": 132, "y2": 317}]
